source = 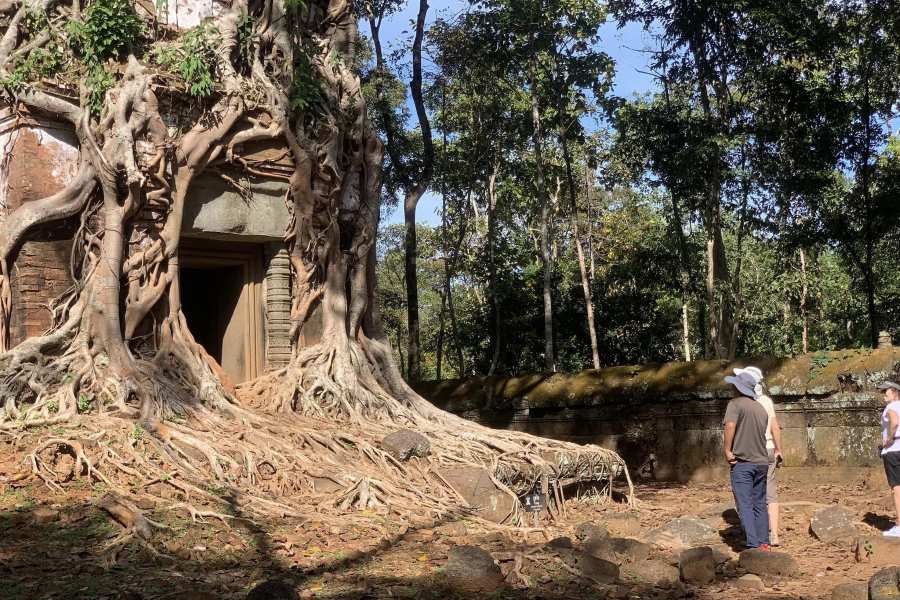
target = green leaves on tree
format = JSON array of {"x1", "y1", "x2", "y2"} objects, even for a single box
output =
[
  {"x1": 150, "y1": 22, "x2": 218, "y2": 98},
  {"x1": 289, "y1": 51, "x2": 321, "y2": 113},
  {"x1": 66, "y1": 0, "x2": 144, "y2": 65}
]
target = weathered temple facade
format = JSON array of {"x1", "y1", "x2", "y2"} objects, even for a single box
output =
[
  {"x1": 416, "y1": 344, "x2": 900, "y2": 483},
  {"x1": 0, "y1": 89, "x2": 297, "y2": 385}
]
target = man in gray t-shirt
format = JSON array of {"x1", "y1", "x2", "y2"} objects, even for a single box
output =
[{"x1": 723, "y1": 369, "x2": 771, "y2": 549}]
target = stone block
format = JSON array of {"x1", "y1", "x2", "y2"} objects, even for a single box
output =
[
  {"x1": 437, "y1": 466, "x2": 515, "y2": 524},
  {"x1": 831, "y1": 582, "x2": 868, "y2": 600},
  {"x1": 446, "y1": 546, "x2": 504, "y2": 593},
  {"x1": 738, "y1": 548, "x2": 798, "y2": 578},
  {"x1": 556, "y1": 548, "x2": 619, "y2": 584},
  {"x1": 584, "y1": 536, "x2": 649, "y2": 565},
  {"x1": 621, "y1": 559, "x2": 680, "y2": 587},
  {"x1": 380, "y1": 430, "x2": 430, "y2": 461},
  {"x1": 679, "y1": 546, "x2": 716, "y2": 585},
  {"x1": 574, "y1": 521, "x2": 608, "y2": 541},
  {"x1": 810, "y1": 505, "x2": 857, "y2": 542},
  {"x1": 854, "y1": 535, "x2": 900, "y2": 566},
  {"x1": 870, "y1": 566, "x2": 900, "y2": 600},
  {"x1": 735, "y1": 574, "x2": 765, "y2": 590},
  {"x1": 648, "y1": 516, "x2": 718, "y2": 549}
]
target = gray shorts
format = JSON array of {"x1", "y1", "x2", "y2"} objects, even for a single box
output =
[{"x1": 766, "y1": 449, "x2": 778, "y2": 503}]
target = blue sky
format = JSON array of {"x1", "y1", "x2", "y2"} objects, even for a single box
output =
[{"x1": 362, "y1": 1, "x2": 658, "y2": 226}]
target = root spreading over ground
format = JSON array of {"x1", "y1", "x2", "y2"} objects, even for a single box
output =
[{"x1": 0, "y1": 0, "x2": 632, "y2": 533}]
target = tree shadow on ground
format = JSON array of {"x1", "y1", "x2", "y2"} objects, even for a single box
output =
[{"x1": 0, "y1": 491, "x2": 718, "y2": 600}]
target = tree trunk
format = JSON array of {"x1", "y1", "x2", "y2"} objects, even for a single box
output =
[
  {"x1": 586, "y1": 170, "x2": 596, "y2": 282},
  {"x1": 529, "y1": 58, "x2": 556, "y2": 373},
  {"x1": 799, "y1": 247, "x2": 809, "y2": 354},
  {"x1": 436, "y1": 290, "x2": 446, "y2": 380},
  {"x1": 404, "y1": 202, "x2": 422, "y2": 381},
  {"x1": 401, "y1": 0, "x2": 434, "y2": 382},
  {"x1": 0, "y1": 0, "x2": 635, "y2": 528},
  {"x1": 669, "y1": 193, "x2": 693, "y2": 362},
  {"x1": 487, "y1": 165, "x2": 502, "y2": 375},
  {"x1": 702, "y1": 176, "x2": 734, "y2": 358},
  {"x1": 689, "y1": 38, "x2": 735, "y2": 359},
  {"x1": 558, "y1": 131, "x2": 600, "y2": 369}
]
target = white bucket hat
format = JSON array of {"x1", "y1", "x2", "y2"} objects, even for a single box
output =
[{"x1": 724, "y1": 366, "x2": 763, "y2": 398}]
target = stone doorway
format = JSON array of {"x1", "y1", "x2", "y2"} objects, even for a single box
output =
[{"x1": 179, "y1": 239, "x2": 265, "y2": 384}]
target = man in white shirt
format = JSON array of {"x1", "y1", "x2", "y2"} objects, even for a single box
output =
[
  {"x1": 878, "y1": 381, "x2": 900, "y2": 537},
  {"x1": 742, "y1": 367, "x2": 784, "y2": 546}
]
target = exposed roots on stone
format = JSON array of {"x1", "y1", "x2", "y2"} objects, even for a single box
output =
[{"x1": 0, "y1": 0, "x2": 633, "y2": 543}]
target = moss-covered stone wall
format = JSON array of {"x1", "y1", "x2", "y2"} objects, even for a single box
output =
[{"x1": 414, "y1": 347, "x2": 900, "y2": 483}]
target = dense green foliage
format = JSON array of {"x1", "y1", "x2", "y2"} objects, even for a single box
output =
[
  {"x1": 367, "y1": 0, "x2": 900, "y2": 379},
  {"x1": 0, "y1": 0, "x2": 242, "y2": 111}
]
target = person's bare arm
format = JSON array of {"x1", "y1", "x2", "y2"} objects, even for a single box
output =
[
  {"x1": 771, "y1": 414, "x2": 783, "y2": 456},
  {"x1": 886, "y1": 410, "x2": 899, "y2": 447},
  {"x1": 724, "y1": 421, "x2": 737, "y2": 464}
]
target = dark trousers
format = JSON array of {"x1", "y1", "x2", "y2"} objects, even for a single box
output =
[{"x1": 731, "y1": 462, "x2": 770, "y2": 548}]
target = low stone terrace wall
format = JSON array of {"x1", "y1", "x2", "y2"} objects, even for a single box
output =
[{"x1": 414, "y1": 347, "x2": 900, "y2": 483}]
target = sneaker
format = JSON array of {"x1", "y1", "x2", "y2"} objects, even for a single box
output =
[
  {"x1": 759, "y1": 543, "x2": 771, "y2": 551},
  {"x1": 883, "y1": 526, "x2": 900, "y2": 538}
]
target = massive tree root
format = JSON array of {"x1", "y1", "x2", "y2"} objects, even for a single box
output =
[{"x1": 0, "y1": 0, "x2": 632, "y2": 530}]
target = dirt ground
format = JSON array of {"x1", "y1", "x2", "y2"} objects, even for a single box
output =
[{"x1": 1, "y1": 436, "x2": 897, "y2": 600}]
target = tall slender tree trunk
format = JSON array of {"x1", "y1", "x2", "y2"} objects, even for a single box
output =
[
  {"x1": 436, "y1": 290, "x2": 446, "y2": 380},
  {"x1": 528, "y1": 55, "x2": 555, "y2": 372},
  {"x1": 487, "y1": 165, "x2": 502, "y2": 375},
  {"x1": 659, "y1": 71, "x2": 691, "y2": 361},
  {"x1": 403, "y1": 203, "x2": 422, "y2": 381},
  {"x1": 728, "y1": 151, "x2": 752, "y2": 359},
  {"x1": 799, "y1": 247, "x2": 809, "y2": 354},
  {"x1": 444, "y1": 253, "x2": 464, "y2": 375},
  {"x1": 689, "y1": 41, "x2": 734, "y2": 359},
  {"x1": 670, "y1": 193, "x2": 693, "y2": 362},
  {"x1": 401, "y1": 0, "x2": 434, "y2": 381},
  {"x1": 559, "y1": 132, "x2": 600, "y2": 369},
  {"x1": 587, "y1": 182, "x2": 596, "y2": 282},
  {"x1": 861, "y1": 75, "x2": 879, "y2": 348}
]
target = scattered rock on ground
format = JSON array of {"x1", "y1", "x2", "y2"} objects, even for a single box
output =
[
  {"x1": 870, "y1": 566, "x2": 900, "y2": 600},
  {"x1": 380, "y1": 430, "x2": 430, "y2": 461},
  {"x1": 831, "y1": 581, "x2": 869, "y2": 600},
  {"x1": 810, "y1": 505, "x2": 857, "y2": 543},
  {"x1": 621, "y1": 559, "x2": 680, "y2": 587},
  {"x1": 31, "y1": 507, "x2": 60, "y2": 524},
  {"x1": 648, "y1": 516, "x2": 718, "y2": 548},
  {"x1": 679, "y1": 546, "x2": 716, "y2": 585},
  {"x1": 437, "y1": 467, "x2": 515, "y2": 523},
  {"x1": 246, "y1": 579, "x2": 298, "y2": 600},
  {"x1": 546, "y1": 536, "x2": 573, "y2": 549},
  {"x1": 738, "y1": 548, "x2": 799, "y2": 578},
  {"x1": 854, "y1": 535, "x2": 900, "y2": 565},
  {"x1": 734, "y1": 574, "x2": 765, "y2": 590},
  {"x1": 556, "y1": 548, "x2": 619, "y2": 584},
  {"x1": 446, "y1": 545, "x2": 505, "y2": 593},
  {"x1": 574, "y1": 521, "x2": 608, "y2": 541},
  {"x1": 584, "y1": 536, "x2": 650, "y2": 564}
]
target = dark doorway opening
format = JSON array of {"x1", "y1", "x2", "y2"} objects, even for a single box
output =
[{"x1": 180, "y1": 265, "x2": 244, "y2": 366}]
